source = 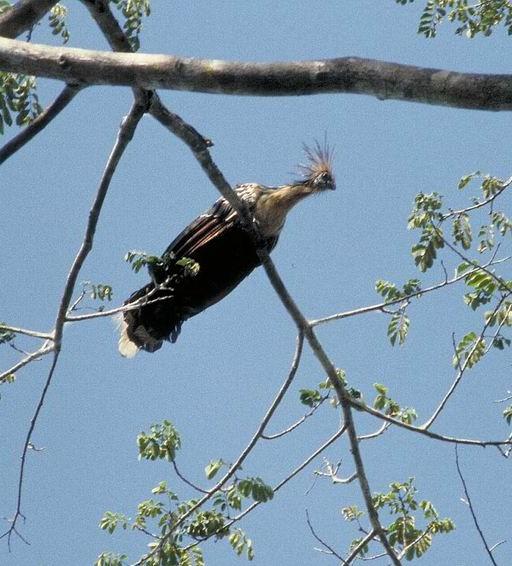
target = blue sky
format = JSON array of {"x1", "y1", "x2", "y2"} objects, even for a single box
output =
[{"x1": 1, "y1": 1, "x2": 511, "y2": 564}]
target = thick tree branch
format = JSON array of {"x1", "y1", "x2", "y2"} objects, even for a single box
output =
[
  {"x1": 1, "y1": 37, "x2": 512, "y2": 110},
  {"x1": 0, "y1": 0, "x2": 59, "y2": 39}
]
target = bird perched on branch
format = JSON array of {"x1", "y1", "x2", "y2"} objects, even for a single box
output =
[{"x1": 119, "y1": 142, "x2": 335, "y2": 357}]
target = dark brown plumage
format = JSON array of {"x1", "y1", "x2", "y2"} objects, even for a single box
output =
[{"x1": 118, "y1": 142, "x2": 335, "y2": 356}]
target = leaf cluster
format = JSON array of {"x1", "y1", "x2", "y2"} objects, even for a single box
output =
[
  {"x1": 0, "y1": 323, "x2": 15, "y2": 345},
  {"x1": 126, "y1": 250, "x2": 200, "y2": 286},
  {"x1": 111, "y1": 0, "x2": 151, "y2": 51},
  {"x1": 98, "y1": 421, "x2": 272, "y2": 564},
  {"x1": 137, "y1": 420, "x2": 182, "y2": 462},
  {"x1": 401, "y1": 0, "x2": 512, "y2": 37},
  {"x1": 0, "y1": 72, "x2": 42, "y2": 134},
  {"x1": 49, "y1": 4, "x2": 70, "y2": 44},
  {"x1": 375, "y1": 279, "x2": 422, "y2": 346},
  {"x1": 346, "y1": 478, "x2": 454, "y2": 561},
  {"x1": 373, "y1": 383, "x2": 417, "y2": 424}
]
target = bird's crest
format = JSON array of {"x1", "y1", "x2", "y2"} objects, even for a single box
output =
[{"x1": 296, "y1": 138, "x2": 335, "y2": 186}]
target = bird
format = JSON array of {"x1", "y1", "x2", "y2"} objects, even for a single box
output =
[{"x1": 118, "y1": 142, "x2": 335, "y2": 357}]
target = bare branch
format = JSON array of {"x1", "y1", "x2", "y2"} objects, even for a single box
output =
[
  {"x1": 0, "y1": 83, "x2": 83, "y2": 165},
  {"x1": 350, "y1": 398, "x2": 512, "y2": 447},
  {"x1": 358, "y1": 423, "x2": 391, "y2": 441},
  {"x1": 0, "y1": 342, "x2": 53, "y2": 383},
  {"x1": 306, "y1": 509, "x2": 346, "y2": 563},
  {"x1": 455, "y1": 446, "x2": 499, "y2": 565},
  {"x1": 172, "y1": 461, "x2": 209, "y2": 495},
  {"x1": 314, "y1": 459, "x2": 357, "y2": 485},
  {"x1": 1, "y1": 37, "x2": 512, "y2": 110},
  {"x1": 0, "y1": 324, "x2": 52, "y2": 340},
  {"x1": 261, "y1": 395, "x2": 329, "y2": 440},
  {"x1": 0, "y1": 0, "x2": 59, "y2": 39},
  {"x1": 1, "y1": 98, "x2": 146, "y2": 546}
]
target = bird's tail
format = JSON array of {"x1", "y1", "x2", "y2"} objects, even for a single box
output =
[{"x1": 117, "y1": 283, "x2": 183, "y2": 357}]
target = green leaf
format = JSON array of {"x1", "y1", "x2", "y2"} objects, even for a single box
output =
[
  {"x1": 0, "y1": 323, "x2": 15, "y2": 344},
  {"x1": 205, "y1": 459, "x2": 224, "y2": 480},
  {"x1": 388, "y1": 311, "x2": 410, "y2": 346},
  {"x1": 453, "y1": 332, "x2": 486, "y2": 368},
  {"x1": 374, "y1": 383, "x2": 388, "y2": 396},
  {"x1": 99, "y1": 511, "x2": 129, "y2": 534},
  {"x1": 95, "y1": 552, "x2": 128, "y2": 566},
  {"x1": 503, "y1": 405, "x2": 512, "y2": 425},
  {"x1": 458, "y1": 171, "x2": 481, "y2": 190},
  {"x1": 452, "y1": 213, "x2": 472, "y2": 250},
  {"x1": 137, "y1": 420, "x2": 181, "y2": 462},
  {"x1": 299, "y1": 388, "x2": 322, "y2": 407},
  {"x1": 342, "y1": 505, "x2": 364, "y2": 521},
  {"x1": 375, "y1": 280, "x2": 401, "y2": 301}
]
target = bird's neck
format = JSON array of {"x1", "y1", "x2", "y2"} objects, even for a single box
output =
[{"x1": 254, "y1": 183, "x2": 313, "y2": 237}]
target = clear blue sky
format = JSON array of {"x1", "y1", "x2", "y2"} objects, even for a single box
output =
[{"x1": 1, "y1": 1, "x2": 511, "y2": 564}]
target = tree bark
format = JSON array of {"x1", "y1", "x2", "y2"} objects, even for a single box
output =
[
  {"x1": 0, "y1": 37, "x2": 512, "y2": 111},
  {"x1": 0, "y1": 0, "x2": 60, "y2": 39}
]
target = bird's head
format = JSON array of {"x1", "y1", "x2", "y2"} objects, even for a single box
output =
[{"x1": 297, "y1": 140, "x2": 336, "y2": 193}]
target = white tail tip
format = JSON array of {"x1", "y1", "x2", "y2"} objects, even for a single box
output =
[{"x1": 116, "y1": 314, "x2": 139, "y2": 358}]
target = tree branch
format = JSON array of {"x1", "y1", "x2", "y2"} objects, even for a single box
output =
[
  {"x1": 0, "y1": 0, "x2": 59, "y2": 39},
  {"x1": 1, "y1": 36, "x2": 512, "y2": 110},
  {"x1": 455, "y1": 446, "x2": 499, "y2": 566},
  {"x1": 423, "y1": 293, "x2": 512, "y2": 429},
  {"x1": 155, "y1": 101, "x2": 401, "y2": 566},
  {"x1": 0, "y1": 83, "x2": 83, "y2": 165},
  {"x1": 0, "y1": 97, "x2": 146, "y2": 548},
  {"x1": 310, "y1": 256, "x2": 510, "y2": 327},
  {"x1": 306, "y1": 509, "x2": 346, "y2": 563}
]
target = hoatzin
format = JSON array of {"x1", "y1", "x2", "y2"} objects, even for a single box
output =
[{"x1": 118, "y1": 143, "x2": 335, "y2": 356}]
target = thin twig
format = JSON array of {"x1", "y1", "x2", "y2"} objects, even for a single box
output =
[
  {"x1": 423, "y1": 293, "x2": 511, "y2": 429},
  {"x1": 343, "y1": 529, "x2": 378, "y2": 565},
  {"x1": 261, "y1": 395, "x2": 329, "y2": 440},
  {"x1": 132, "y1": 333, "x2": 305, "y2": 565},
  {"x1": 441, "y1": 176, "x2": 512, "y2": 220},
  {"x1": 182, "y1": 428, "x2": 347, "y2": 556},
  {"x1": 0, "y1": 84, "x2": 83, "y2": 165},
  {"x1": 309, "y1": 257, "x2": 510, "y2": 327},
  {"x1": 455, "y1": 446, "x2": 499, "y2": 565},
  {"x1": 358, "y1": 423, "x2": 390, "y2": 441},
  {"x1": 0, "y1": 324, "x2": 53, "y2": 340},
  {"x1": 172, "y1": 461, "x2": 209, "y2": 495},
  {"x1": 0, "y1": 343, "x2": 53, "y2": 383},
  {"x1": 306, "y1": 509, "x2": 346, "y2": 563}
]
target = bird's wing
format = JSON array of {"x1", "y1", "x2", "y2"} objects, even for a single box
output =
[
  {"x1": 163, "y1": 197, "x2": 238, "y2": 259},
  {"x1": 163, "y1": 184, "x2": 261, "y2": 259}
]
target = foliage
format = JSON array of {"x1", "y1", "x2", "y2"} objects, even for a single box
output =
[
  {"x1": 399, "y1": 0, "x2": 512, "y2": 37},
  {"x1": 0, "y1": 73, "x2": 42, "y2": 134},
  {"x1": 0, "y1": 0, "x2": 11, "y2": 15},
  {"x1": 373, "y1": 383, "x2": 418, "y2": 424},
  {"x1": 126, "y1": 250, "x2": 200, "y2": 280},
  {"x1": 344, "y1": 478, "x2": 454, "y2": 560},
  {"x1": 0, "y1": 323, "x2": 15, "y2": 345},
  {"x1": 111, "y1": 0, "x2": 151, "y2": 51},
  {"x1": 48, "y1": 4, "x2": 70, "y2": 44},
  {"x1": 98, "y1": 421, "x2": 272, "y2": 564}
]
